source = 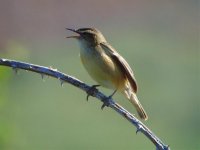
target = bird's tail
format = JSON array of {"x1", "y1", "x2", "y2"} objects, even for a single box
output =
[{"x1": 123, "y1": 89, "x2": 148, "y2": 120}]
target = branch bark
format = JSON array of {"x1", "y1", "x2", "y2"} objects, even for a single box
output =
[{"x1": 0, "y1": 58, "x2": 170, "y2": 150}]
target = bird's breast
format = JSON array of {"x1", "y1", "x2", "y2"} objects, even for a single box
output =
[{"x1": 79, "y1": 45, "x2": 125, "y2": 90}]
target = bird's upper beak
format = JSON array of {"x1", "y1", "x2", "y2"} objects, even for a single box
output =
[{"x1": 65, "y1": 28, "x2": 80, "y2": 39}]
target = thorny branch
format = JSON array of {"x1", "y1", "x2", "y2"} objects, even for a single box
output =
[{"x1": 0, "y1": 58, "x2": 170, "y2": 150}]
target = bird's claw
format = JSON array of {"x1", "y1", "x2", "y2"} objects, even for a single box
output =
[
  {"x1": 101, "y1": 96, "x2": 111, "y2": 109},
  {"x1": 86, "y1": 85, "x2": 100, "y2": 100},
  {"x1": 101, "y1": 90, "x2": 117, "y2": 110}
]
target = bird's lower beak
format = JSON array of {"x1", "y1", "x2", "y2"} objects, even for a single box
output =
[
  {"x1": 65, "y1": 28, "x2": 80, "y2": 39},
  {"x1": 65, "y1": 35, "x2": 79, "y2": 38}
]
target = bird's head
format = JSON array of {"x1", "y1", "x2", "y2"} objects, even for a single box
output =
[{"x1": 66, "y1": 28, "x2": 106, "y2": 46}]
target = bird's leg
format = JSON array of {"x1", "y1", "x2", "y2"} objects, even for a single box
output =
[
  {"x1": 86, "y1": 85, "x2": 100, "y2": 100},
  {"x1": 101, "y1": 90, "x2": 117, "y2": 109}
]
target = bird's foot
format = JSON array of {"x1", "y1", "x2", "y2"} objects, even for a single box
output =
[
  {"x1": 86, "y1": 85, "x2": 100, "y2": 100},
  {"x1": 101, "y1": 90, "x2": 117, "y2": 110}
]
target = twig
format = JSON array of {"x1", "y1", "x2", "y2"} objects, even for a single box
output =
[{"x1": 0, "y1": 58, "x2": 170, "y2": 150}]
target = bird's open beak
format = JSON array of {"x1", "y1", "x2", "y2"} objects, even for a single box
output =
[{"x1": 65, "y1": 28, "x2": 80, "y2": 39}]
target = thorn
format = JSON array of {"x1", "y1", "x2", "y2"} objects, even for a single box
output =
[
  {"x1": 12, "y1": 65, "x2": 19, "y2": 75},
  {"x1": 60, "y1": 80, "x2": 64, "y2": 87},
  {"x1": 101, "y1": 103, "x2": 106, "y2": 110},
  {"x1": 136, "y1": 125, "x2": 142, "y2": 134},
  {"x1": 13, "y1": 68, "x2": 19, "y2": 74},
  {"x1": 41, "y1": 73, "x2": 44, "y2": 79},
  {"x1": 41, "y1": 73, "x2": 45, "y2": 81},
  {"x1": 58, "y1": 78, "x2": 64, "y2": 87},
  {"x1": 86, "y1": 94, "x2": 90, "y2": 101},
  {"x1": 167, "y1": 145, "x2": 170, "y2": 149}
]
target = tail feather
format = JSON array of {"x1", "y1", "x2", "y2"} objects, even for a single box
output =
[
  {"x1": 130, "y1": 94, "x2": 148, "y2": 120},
  {"x1": 124, "y1": 90, "x2": 148, "y2": 120}
]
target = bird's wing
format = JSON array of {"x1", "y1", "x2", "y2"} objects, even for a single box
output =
[{"x1": 100, "y1": 42, "x2": 138, "y2": 92}]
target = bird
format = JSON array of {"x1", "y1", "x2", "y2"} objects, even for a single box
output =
[{"x1": 66, "y1": 27, "x2": 148, "y2": 120}]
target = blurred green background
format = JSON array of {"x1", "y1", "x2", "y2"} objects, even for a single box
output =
[{"x1": 0, "y1": 0, "x2": 199, "y2": 150}]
